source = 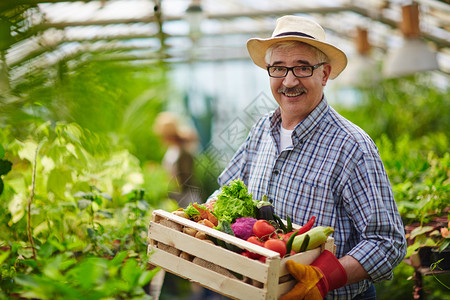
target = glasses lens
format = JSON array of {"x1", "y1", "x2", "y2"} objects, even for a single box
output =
[
  {"x1": 293, "y1": 66, "x2": 312, "y2": 77},
  {"x1": 268, "y1": 66, "x2": 287, "y2": 77}
]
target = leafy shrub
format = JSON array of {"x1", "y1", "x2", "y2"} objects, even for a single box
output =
[
  {"x1": 336, "y1": 76, "x2": 449, "y2": 298},
  {"x1": 0, "y1": 121, "x2": 171, "y2": 298}
]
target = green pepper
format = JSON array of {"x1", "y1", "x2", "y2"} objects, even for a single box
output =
[
  {"x1": 285, "y1": 230, "x2": 300, "y2": 255},
  {"x1": 273, "y1": 214, "x2": 288, "y2": 233}
]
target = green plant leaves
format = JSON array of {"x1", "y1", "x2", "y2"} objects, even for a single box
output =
[
  {"x1": 410, "y1": 226, "x2": 435, "y2": 239},
  {"x1": 47, "y1": 168, "x2": 72, "y2": 199},
  {"x1": 0, "y1": 144, "x2": 12, "y2": 195},
  {"x1": 0, "y1": 159, "x2": 12, "y2": 176}
]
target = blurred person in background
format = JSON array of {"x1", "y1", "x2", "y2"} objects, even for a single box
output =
[
  {"x1": 153, "y1": 111, "x2": 200, "y2": 209},
  {"x1": 150, "y1": 112, "x2": 202, "y2": 300},
  {"x1": 211, "y1": 15, "x2": 406, "y2": 299},
  {"x1": 152, "y1": 113, "x2": 225, "y2": 299}
]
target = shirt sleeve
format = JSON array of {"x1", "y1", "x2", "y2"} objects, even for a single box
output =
[{"x1": 342, "y1": 150, "x2": 407, "y2": 282}]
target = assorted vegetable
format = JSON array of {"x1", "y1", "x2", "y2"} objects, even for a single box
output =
[
  {"x1": 213, "y1": 179, "x2": 256, "y2": 223},
  {"x1": 291, "y1": 226, "x2": 335, "y2": 253},
  {"x1": 170, "y1": 179, "x2": 334, "y2": 261},
  {"x1": 231, "y1": 217, "x2": 258, "y2": 240},
  {"x1": 255, "y1": 195, "x2": 275, "y2": 221}
]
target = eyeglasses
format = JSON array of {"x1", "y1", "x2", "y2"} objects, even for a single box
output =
[{"x1": 267, "y1": 62, "x2": 326, "y2": 78}]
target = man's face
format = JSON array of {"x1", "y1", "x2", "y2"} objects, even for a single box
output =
[{"x1": 269, "y1": 43, "x2": 331, "y2": 129}]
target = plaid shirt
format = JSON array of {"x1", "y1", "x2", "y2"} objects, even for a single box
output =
[{"x1": 217, "y1": 98, "x2": 406, "y2": 299}]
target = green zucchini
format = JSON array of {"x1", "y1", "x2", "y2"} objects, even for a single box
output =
[{"x1": 291, "y1": 226, "x2": 334, "y2": 253}]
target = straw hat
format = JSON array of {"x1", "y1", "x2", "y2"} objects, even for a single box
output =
[
  {"x1": 153, "y1": 112, "x2": 198, "y2": 144},
  {"x1": 247, "y1": 15, "x2": 348, "y2": 79},
  {"x1": 153, "y1": 112, "x2": 181, "y2": 140}
]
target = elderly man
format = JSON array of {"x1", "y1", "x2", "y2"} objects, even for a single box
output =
[{"x1": 215, "y1": 16, "x2": 406, "y2": 299}]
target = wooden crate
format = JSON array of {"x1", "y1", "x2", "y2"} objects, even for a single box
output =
[{"x1": 147, "y1": 209, "x2": 335, "y2": 300}]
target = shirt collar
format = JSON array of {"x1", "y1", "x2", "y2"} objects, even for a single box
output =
[{"x1": 269, "y1": 97, "x2": 329, "y2": 146}]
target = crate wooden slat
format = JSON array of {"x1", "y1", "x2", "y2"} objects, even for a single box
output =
[
  {"x1": 148, "y1": 209, "x2": 335, "y2": 300},
  {"x1": 150, "y1": 248, "x2": 267, "y2": 299}
]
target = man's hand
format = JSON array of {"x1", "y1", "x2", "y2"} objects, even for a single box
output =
[
  {"x1": 280, "y1": 250, "x2": 347, "y2": 300},
  {"x1": 280, "y1": 260, "x2": 324, "y2": 300}
]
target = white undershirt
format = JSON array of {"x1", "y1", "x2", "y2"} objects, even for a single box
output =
[{"x1": 280, "y1": 126, "x2": 293, "y2": 151}]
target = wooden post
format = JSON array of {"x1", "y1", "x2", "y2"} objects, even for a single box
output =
[
  {"x1": 400, "y1": 3, "x2": 421, "y2": 38},
  {"x1": 355, "y1": 27, "x2": 371, "y2": 55}
]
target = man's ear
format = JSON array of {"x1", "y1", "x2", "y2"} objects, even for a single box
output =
[{"x1": 322, "y1": 63, "x2": 332, "y2": 86}]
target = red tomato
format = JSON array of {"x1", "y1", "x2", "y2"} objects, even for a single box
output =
[
  {"x1": 247, "y1": 236, "x2": 264, "y2": 247},
  {"x1": 246, "y1": 236, "x2": 264, "y2": 259},
  {"x1": 264, "y1": 239, "x2": 287, "y2": 257},
  {"x1": 241, "y1": 250, "x2": 252, "y2": 258},
  {"x1": 253, "y1": 220, "x2": 276, "y2": 240}
]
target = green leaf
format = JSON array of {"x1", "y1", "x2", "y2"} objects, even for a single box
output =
[
  {"x1": 47, "y1": 168, "x2": 72, "y2": 199},
  {"x1": 93, "y1": 195, "x2": 103, "y2": 206},
  {"x1": 87, "y1": 228, "x2": 96, "y2": 239},
  {"x1": 0, "y1": 159, "x2": 12, "y2": 176},
  {"x1": 0, "y1": 250, "x2": 10, "y2": 265},
  {"x1": 138, "y1": 270, "x2": 154, "y2": 287},
  {"x1": 8, "y1": 193, "x2": 26, "y2": 224},
  {"x1": 97, "y1": 210, "x2": 113, "y2": 218},
  {"x1": 60, "y1": 258, "x2": 77, "y2": 272},
  {"x1": 100, "y1": 192, "x2": 112, "y2": 201},
  {"x1": 68, "y1": 257, "x2": 107, "y2": 290},
  {"x1": 121, "y1": 258, "x2": 140, "y2": 287},
  {"x1": 17, "y1": 140, "x2": 38, "y2": 163},
  {"x1": 110, "y1": 251, "x2": 128, "y2": 267},
  {"x1": 77, "y1": 199, "x2": 92, "y2": 210},
  {"x1": 439, "y1": 238, "x2": 450, "y2": 251},
  {"x1": 410, "y1": 226, "x2": 435, "y2": 239}
]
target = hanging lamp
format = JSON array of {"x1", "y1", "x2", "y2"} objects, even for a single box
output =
[
  {"x1": 185, "y1": 0, "x2": 203, "y2": 41},
  {"x1": 383, "y1": 3, "x2": 439, "y2": 77}
]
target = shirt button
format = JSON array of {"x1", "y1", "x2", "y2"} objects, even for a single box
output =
[{"x1": 273, "y1": 169, "x2": 280, "y2": 176}]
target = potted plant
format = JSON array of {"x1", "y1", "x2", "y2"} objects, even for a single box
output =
[
  {"x1": 406, "y1": 217, "x2": 450, "y2": 269},
  {"x1": 430, "y1": 220, "x2": 450, "y2": 270}
]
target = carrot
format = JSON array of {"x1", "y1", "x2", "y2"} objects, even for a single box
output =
[
  {"x1": 198, "y1": 219, "x2": 215, "y2": 228},
  {"x1": 206, "y1": 209, "x2": 218, "y2": 226},
  {"x1": 193, "y1": 203, "x2": 209, "y2": 220}
]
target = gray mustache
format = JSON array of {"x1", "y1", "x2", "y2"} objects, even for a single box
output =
[{"x1": 277, "y1": 86, "x2": 308, "y2": 94}]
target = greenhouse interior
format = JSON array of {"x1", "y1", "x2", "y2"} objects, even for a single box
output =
[{"x1": 0, "y1": 0, "x2": 449, "y2": 299}]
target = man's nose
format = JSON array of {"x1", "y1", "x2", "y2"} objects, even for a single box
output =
[{"x1": 282, "y1": 70, "x2": 300, "y2": 87}]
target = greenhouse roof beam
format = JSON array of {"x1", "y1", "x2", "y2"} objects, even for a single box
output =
[{"x1": 14, "y1": 4, "x2": 449, "y2": 49}]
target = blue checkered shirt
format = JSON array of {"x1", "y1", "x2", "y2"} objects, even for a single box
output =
[{"x1": 216, "y1": 98, "x2": 406, "y2": 299}]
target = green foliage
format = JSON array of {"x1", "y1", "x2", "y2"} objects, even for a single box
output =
[
  {"x1": 11, "y1": 246, "x2": 157, "y2": 300},
  {"x1": 376, "y1": 135, "x2": 449, "y2": 225},
  {"x1": 337, "y1": 75, "x2": 449, "y2": 147},
  {"x1": 0, "y1": 121, "x2": 169, "y2": 298},
  {"x1": 336, "y1": 76, "x2": 449, "y2": 298},
  {"x1": 336, "y1": 75, "x2": 449, "y2": 227},
  {"x1": 5, "y1": 61, "x2": 168, "y2": 163},
  {"x1": 0, "y1": 57, "x2": 175, "y2": 298},
  {"x1": 0, "y1": 144, "x2": 12, "y2": 195}
]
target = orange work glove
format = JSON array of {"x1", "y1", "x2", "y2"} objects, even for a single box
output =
[{"x1": 280, "y1": 250, "x2": 347, "y2": 300}]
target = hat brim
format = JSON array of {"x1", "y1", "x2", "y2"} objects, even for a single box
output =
[{"x1": 247, "y1": 35, "x2": 348, "y2": 79}]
